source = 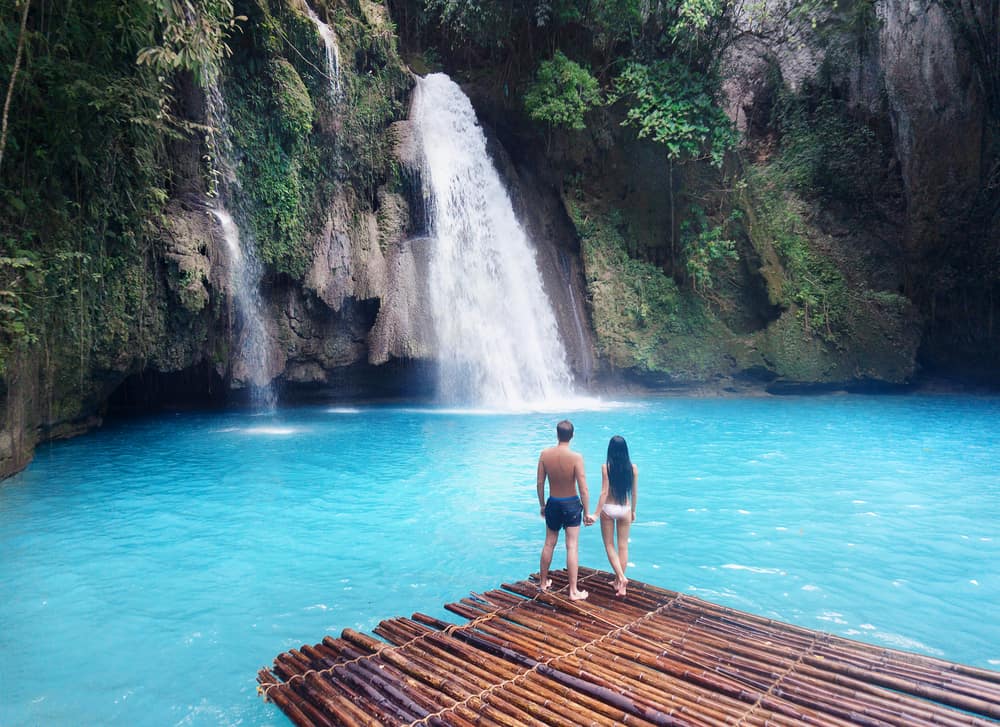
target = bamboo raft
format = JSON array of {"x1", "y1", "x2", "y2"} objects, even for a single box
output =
[{"x1": 257, "y1": 567, "x2": 1000, "y2": 726}]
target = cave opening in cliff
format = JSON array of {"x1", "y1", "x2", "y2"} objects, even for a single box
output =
[{"x1": 105, "y1": 362, "x2": 228, "y2": 416}]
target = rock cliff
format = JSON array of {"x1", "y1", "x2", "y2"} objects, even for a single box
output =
[{"x1": 1, "y1": 0, "x2": 997, "y2": 479}]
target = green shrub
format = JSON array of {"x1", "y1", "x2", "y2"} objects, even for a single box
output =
[
  {"x1": 524, "y1": 51, "x2": 602, "y2": 131},
  {"x1": 613, "y1": 59, "x2": 737, "y2": 166},
  {"x1": 268, "y1": 58, "x2": 314, "y2": 142},
  {"x1": 681, "y1": 207, "x2": 739, "y2": 294}
]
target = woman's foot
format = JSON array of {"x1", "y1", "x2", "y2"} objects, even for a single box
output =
[
  {"x1": 615, "y1": 577, "x2": 628, "y2": 597},
  {"x1": 568, "y1": 589, "x2": 589, "y2": 601}
]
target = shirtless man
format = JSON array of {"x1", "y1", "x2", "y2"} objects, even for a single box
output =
[{"x1": 537, "y1": 419, "x2": 593, "y2": 600}]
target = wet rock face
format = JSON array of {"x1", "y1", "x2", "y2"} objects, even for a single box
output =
[
  {"x1": 877, "y1": 0, "x2": 983, "y2": 266},
  {"x1": 718, "y1": 0, "x2": 985, "y2": 267}
]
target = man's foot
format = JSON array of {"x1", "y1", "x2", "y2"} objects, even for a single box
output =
[
  {"x1": 538, "y1": 578, "x2": 552, "y2": 592},
  {"x1": 568, "y1": 589, "x2": 589, "y2": 601}
]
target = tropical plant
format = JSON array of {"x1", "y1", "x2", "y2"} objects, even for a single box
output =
[
  {"x1": 680, "y1": 207, "x2": 738, "y2": 295},
  {"x1": 612, "y1": 59, "x2": 736, "y2": 165},
  {"x1": 524, "y1": 51, "x2": 601, "y2": 130}
]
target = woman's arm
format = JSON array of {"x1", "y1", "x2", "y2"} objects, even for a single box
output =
[
  {"x1": 630, "y1": 464, "x2": 638, "y2": 522},
  {"x1": 593, "y1": 464, "x2": 610, "y2": 520}
]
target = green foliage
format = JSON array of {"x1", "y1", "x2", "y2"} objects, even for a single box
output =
[
  {"x1": 680, "y1": 207, "x2": 738, "y2": 293},
  {"x1": 421, "y1": 0, "x2": 540, "y2": 48},
  {"x1": 523, "y1": 51, "x2": 601, "y2": 130},
  {"x1": 567, "y1": 196, "x2": 738, "y2": 375},
  {"x1": 222, "y1": 0, "x2": 409, "y2": 276},
  {"x1": 665, "y1": 0, "x2": 727, "y2": 52},
  {"x1": 136, "y1": 0, "x2": 245, "y2": 86},
  {"x1": 585, "y1": 0, "x2": 645, "y2": 49},
  {"x1": 0, "y1": 253, "x2": 38, "y2": 363},
  {"x1": 613, "y1": 60, "x2": 737, "y2": 165},
  {"x1": 0, "y1": 0, "x2": 179, "y2": 374},
  {"x1": 337, "y1": 17, "x2": 410, "y2": 198},
  {"x1": 226, "y1": 37, "x2": 312, "y2": 277},
  {"x1": 772, "y1": 92, "x2": 880, "y2": 202},
  {"x1": 267, "y1": 58, "x2": 314, "y2": 142},
  {"x1": 743, "y1": 167, "x2": 850, "y2": 340}
]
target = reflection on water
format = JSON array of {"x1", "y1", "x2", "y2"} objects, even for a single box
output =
[{"x1": 0, "y1": 394, "x2": 998, "y2": 726}]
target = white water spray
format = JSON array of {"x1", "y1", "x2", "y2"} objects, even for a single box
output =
[
  {"x1": 304, "y1": 3, "x2": 341, "y2": 99},
  {"x1": 206, "y1": 84, "x2": 275, "y2": 409},
  {"x1": 412, "y1": 74, "x2": 574, "y2": 409}
]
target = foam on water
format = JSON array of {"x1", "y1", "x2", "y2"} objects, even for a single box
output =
[
  {"x1": 0, "y1": 394, "x2": 998, "y2": 726},
  {"x1": 241, "y1": 426, "x2": 300, "y2": 436}
]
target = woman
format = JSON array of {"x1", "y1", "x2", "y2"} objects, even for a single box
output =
[{"x1": 595, "y1": 435, "x2": 638, "y2": 597}]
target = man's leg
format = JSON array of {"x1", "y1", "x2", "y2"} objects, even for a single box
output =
[
  {"x1": 564, "y1": 526, "x2": 588, "y2": 600},
  {"x1": 538, "y1": 528, "x2": 558, "y2": 590}
]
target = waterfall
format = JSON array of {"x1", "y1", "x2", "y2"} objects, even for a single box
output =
[
  {"x1": 412, "y1": 73, "x2": 574, "y2": 409},
  {"x1": 206, "y1": 83, "x2": 276, "y2": 409},
  {"x1": 304, "y1": 3, "x2": 341, "y2": 99}
]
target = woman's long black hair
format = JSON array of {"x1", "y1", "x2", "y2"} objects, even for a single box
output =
[{"x1": 606, "y1": 435, "x2": 633, "y2": 503}]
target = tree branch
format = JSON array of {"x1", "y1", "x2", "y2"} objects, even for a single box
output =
[{"x1": 0, "y1": 0, "x2": 31, "y2": 174}]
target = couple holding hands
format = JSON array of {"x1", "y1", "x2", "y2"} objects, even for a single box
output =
[{"x1": 536, "y1": 419, "x2": 638, "y2": 599}]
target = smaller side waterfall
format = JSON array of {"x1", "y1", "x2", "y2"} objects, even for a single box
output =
[
  {"x1": 304, "y1": 3, "x2": 341, "y2": 99},
  {"x1": 211, "y1": 209, "x2": 275, "y2": 408},
  {"x1": 412, "y1": 74, "x2": 575, "y2": 409},
  {"x1": 206, "y1": 83, "x2": 276, "y2": 409}
]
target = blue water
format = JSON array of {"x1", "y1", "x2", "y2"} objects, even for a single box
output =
[{"x1": 1, "y1": 394, "x2": 998, "y2": 726}]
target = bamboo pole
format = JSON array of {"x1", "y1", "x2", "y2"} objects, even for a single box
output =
[
  {"x1": 257, "y1": 670, "x2": 333, "y2": 727},
  {"x1": 448, "y1": 627, "x2": 681, "y2": 725},
  {"x1": 375, "y1": 618, "x2": 432, "y2": 645},
  {"x1": 554, "y1": 652, "x2": 730, "y2": 727},
  {"x1": 332, "y1": 661, "x2": 422, "y2": 724},
  {"x1": 794, "y1": 664, "x2": 993, "y2": 727},
  {"x1": 802, "y1": 654, "x2": 1000, "y2": 719},
  {"x1": 572, "y1": 641, "x2": 767, "y2": 720},
  {"x1": 592, "y1": 633, "x2": 857, "y2": 726},
  {"x1": 419, "y1": 632, "x2": 639, "y2": 727},
  {"x1": 287, "y1": 671, "x2": 370, "y2": 727},
  {"x1": 260, "y1": 572, "x2": 1000, "y2": 727},
  {"x1": 414, "y1": 630, "x2": 639, "y2": 727}
]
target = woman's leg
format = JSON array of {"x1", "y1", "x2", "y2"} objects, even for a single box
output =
[
  {"x1": 600, "y1": 514, "x2": 626, "y2": 591},
  {"x1": 615, "y1": 517, "x2": 632, "y2": 596}
]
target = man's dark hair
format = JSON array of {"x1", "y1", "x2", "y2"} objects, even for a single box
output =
[{"x1": 556, "y1": 420, "x2": 574, "y2": 442}]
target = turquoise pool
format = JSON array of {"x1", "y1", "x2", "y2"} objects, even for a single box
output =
[{"x1": 1, "y1": 394, "x2": 997, "y2": 725}]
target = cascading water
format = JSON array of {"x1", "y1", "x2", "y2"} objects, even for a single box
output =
[
  {"x1": 206, "y1": 83, "x2": 276, "y2": 409},
  {"x1": 412, "y1": 73, "x2": 574, "y2": 409},
  {"x1": 304, "y1": 3, "x2": 341, "y2": 99}
]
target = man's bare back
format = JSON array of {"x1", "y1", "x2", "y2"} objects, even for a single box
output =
[
  {"x1": 538, "y1": 444, "x2": 585, "y2": 498},
  {"x1": 536, "y1": 420, "x2": 591, "y2": 601}
]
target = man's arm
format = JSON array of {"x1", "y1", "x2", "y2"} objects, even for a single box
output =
[
  {"x1": 575, "y1": 455, "x2": 591, "y2": 524},
  {"x1": 537, "y1": 456, "x2": 547, "y2": 518}
]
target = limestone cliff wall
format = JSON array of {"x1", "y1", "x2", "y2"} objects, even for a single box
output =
[{"x1": 3, "y1": 0, "x2": 996, "y2": 479}]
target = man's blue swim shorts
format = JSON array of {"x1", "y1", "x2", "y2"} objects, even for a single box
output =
[{"x1": 544, "y1": 495, "x2": 583, "y2": 531}]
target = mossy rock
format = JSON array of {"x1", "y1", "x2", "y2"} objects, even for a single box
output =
[
  {"x1": 268, "y1": 58, "x2": 314, "y2": 143},
  {"x1": 570, "y1": 197, "x2": 757, "y2": 380}
]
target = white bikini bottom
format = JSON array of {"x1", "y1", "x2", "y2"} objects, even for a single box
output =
[{"x1": 602, "y1": 503, "x2": 631, "y2": 520}]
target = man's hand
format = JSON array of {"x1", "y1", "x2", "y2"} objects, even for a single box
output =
[
  {"x1": 540, "y1": 506, "x2": 546, "y2": 518},
  {"x1": 584, "y1": 514, "x2": 596, "y2": 526}
]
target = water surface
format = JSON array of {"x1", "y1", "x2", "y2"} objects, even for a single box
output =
[{"x1": 1, "y1": 394, "x2": 997, "y2": 725}]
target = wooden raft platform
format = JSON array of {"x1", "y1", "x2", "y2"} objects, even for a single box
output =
[{"x1": 257, "y1": 567, "x2": 1000, "y2": 726}]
